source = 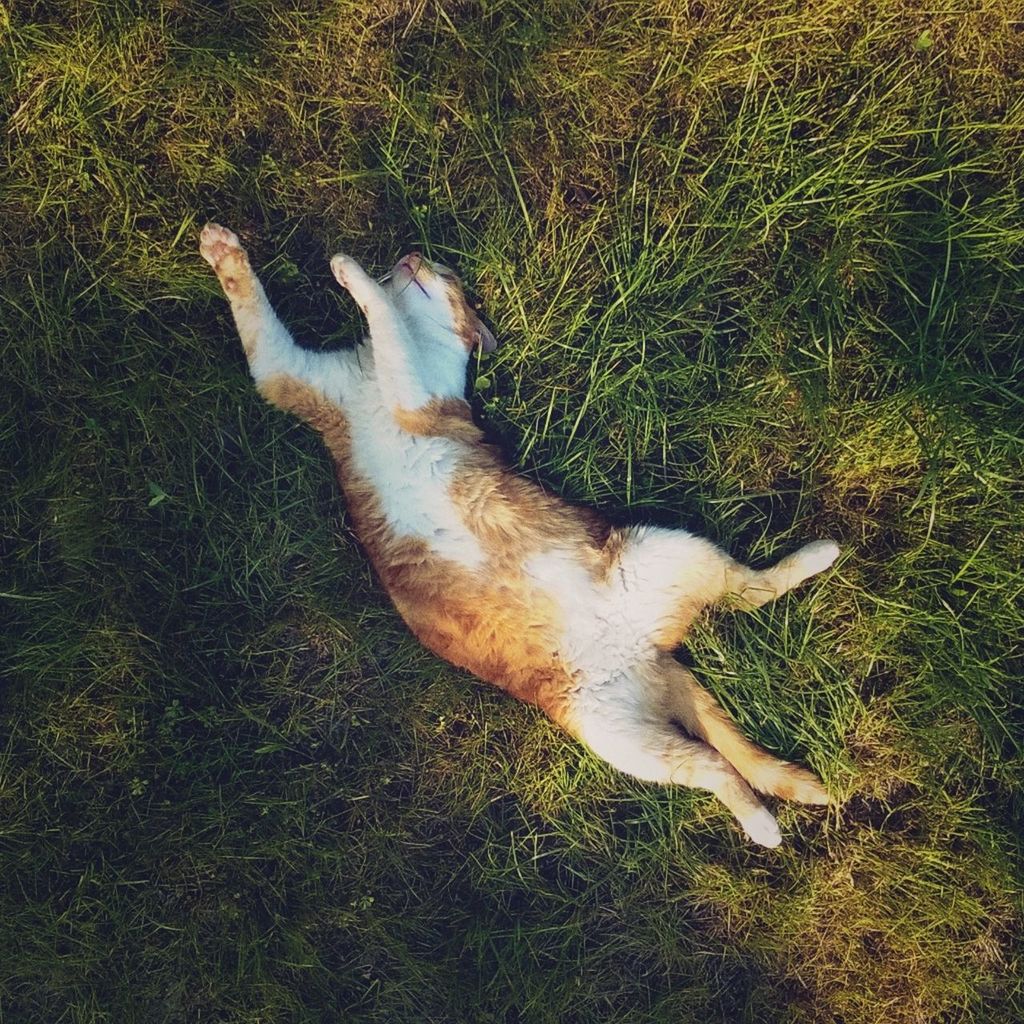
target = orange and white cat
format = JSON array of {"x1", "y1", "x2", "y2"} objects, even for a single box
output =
[{"x1": 199, "y1": 222, "x2": 839, "y2": 847}]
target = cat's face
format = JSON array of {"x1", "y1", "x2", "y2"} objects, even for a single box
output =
[{"x1": 381, "y1": 253, "x2": 497, "y2": 355}]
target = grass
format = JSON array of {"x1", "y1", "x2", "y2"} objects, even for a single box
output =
[{"x1": 1, "y1": 0, "x2": 1023, "y2": 1021}]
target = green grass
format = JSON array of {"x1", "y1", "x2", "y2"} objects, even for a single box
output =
[{"x1": 2, "y1": 1, "x2": 1023, "y2": 1021}]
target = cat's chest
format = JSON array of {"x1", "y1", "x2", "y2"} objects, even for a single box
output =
[{"x1": 345, "y1": 401, "x2": 485, "y2": 570}]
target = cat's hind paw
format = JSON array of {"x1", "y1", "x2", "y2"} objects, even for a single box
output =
[
  {"x1": 740, "y1": 805, "x2": 783, "y2": 848},
  {"x1": 200, "y1": 223, "x2": 253, "y2": 298},
  {"x1": 795, "y1": 539, "x2": 841, "y2": 578}
]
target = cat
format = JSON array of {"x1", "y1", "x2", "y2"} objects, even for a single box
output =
[{"x1": 199, "y1": 222, "x2": 839, "y2": 847}]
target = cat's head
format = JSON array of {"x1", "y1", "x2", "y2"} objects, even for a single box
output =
[{"x1": 381, "y1": 253, "x2": 497, "y2": 355}]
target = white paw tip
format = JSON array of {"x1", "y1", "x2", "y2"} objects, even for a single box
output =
[
  {"x1": 743, "y1": 807, "x2": 782, "y2": 848},
  {"x1": 329, "y1": 254, "x2": 353, "y2": 282},
  {"x1": 800, "y1": 540, "x2": 840, "y2": 575},
  {"x1": 200, "y1": 222, "x2": 239, "y2": 245}
]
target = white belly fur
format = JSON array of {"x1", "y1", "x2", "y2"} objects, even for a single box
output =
[{"x1": 345, "y1": 387, "x2": 486, "y2": 572}]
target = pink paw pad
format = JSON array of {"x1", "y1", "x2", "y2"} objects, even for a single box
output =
[
  {"x1": 199, "y1": 223, "x2": 253, "y2": 295},
  {"x1": 199, "y1": 223, "x2": 246, "y2": 270}
]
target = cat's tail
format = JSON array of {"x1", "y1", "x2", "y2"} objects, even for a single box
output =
[{"x1": 658, "y1": 657, "x2": 829, "y2": 805}]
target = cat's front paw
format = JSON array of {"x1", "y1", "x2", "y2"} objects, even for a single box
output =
[
  {"x1": 329, "y1": 254, "x2": 379, "y2": 312},
  {"x1": 329, "y1": 254, "x2": 356, "y2": 289},
  {"x1": 200, "y1": 223, "x2": 253, "y2": 297}
]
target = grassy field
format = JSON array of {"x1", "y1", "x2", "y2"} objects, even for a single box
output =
[{"x1": 2, "y1": 1, "x2": 1023, "y2": 1021}]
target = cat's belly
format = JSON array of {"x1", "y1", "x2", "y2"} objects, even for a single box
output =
[
  {"x1": 384, "y1": 544, "x2": 643, "y2": 731},
  {"x1": 345, "y1": 402, "x2": 486, "y2": 571},
  {"x1": 339, "y1": 394, "x2": 635, "y2": 708},
  {"x1": 522, "y1": 548, "x2": 651, "y2": 671}
]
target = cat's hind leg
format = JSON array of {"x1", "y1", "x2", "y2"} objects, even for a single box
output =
[
  {"x1": 658, "y1": 656, "x2": 829, "y2": 804},
  {"x1": 609, "y1": 526, "x2": 839, "y2": 647},
  {"x1": 575, "y1": 693, "x2": 782, "y2": 846},
  {"x1": 723, "y1": 539, "x2": 840, "y2": 611},
  {"x1": 609, "y1": 526, "x2": 745, "y2": 645},
  {"x1": 200, "y1": 224, "x2": 359, "y2": 412}
]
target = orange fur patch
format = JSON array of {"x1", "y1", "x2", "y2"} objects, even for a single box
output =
[
  {"x1": 394, "y1": 397, "x2": 480, "y2": 441},
  {"x1": 442, "y1": 277, "x2": 488, "y2": 351},
  {"x1": 390, "y1": 399, "x2": 621, "y2": 574},
  {"x1": 450, "y1": 444, "x2": 619, "y2": 578}
]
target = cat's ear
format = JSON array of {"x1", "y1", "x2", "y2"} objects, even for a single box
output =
[{"x1": 470, "y1": 314, "x2": 498, "y2": 353}]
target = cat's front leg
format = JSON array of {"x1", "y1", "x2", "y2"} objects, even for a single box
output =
[
  {"x1": 330, "y1": 254, "x2": 432, "y2": 416},
  {"x1": 200, "y1": 223, "x2": 296, "y2": 371},
  {"x1": 199, "y1": 223, "x2": 359, "y2": 407}
]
